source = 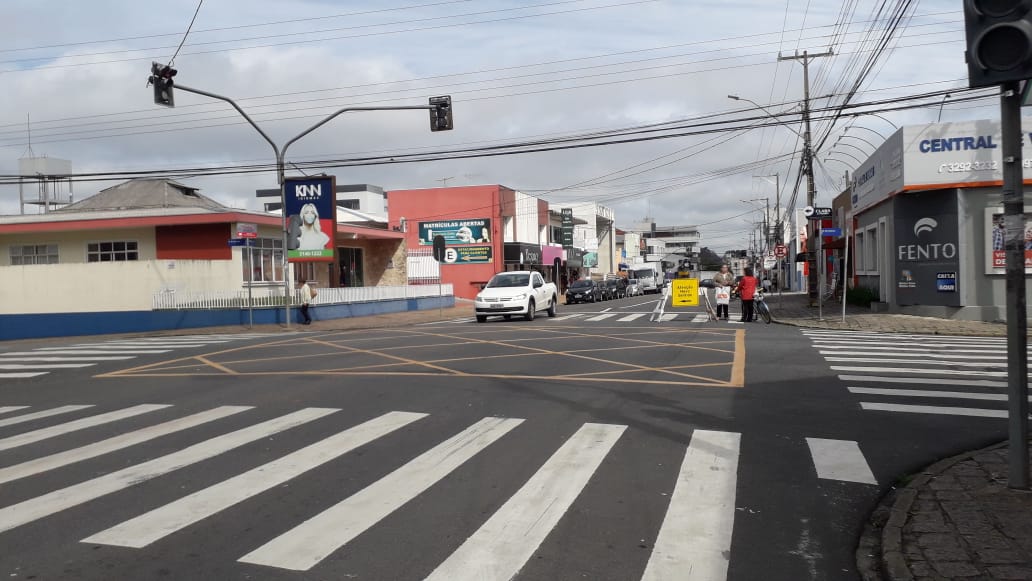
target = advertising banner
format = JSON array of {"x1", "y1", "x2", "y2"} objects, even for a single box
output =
[
  {"x1": 418, "y1": 219, "x2": 491, "y2": 246},
  {"x1": 442, "y1": 245, "x2": 493, "y2": 264},
  {"x1": 285, "y1": 176, "x2": 336, "y2": 262},
  {"x1": 984, "y1": 208, "x2": 1032, "y2": 274},
  {"x1": 894, "y1": 190, "x2": 960, "y2": 306}
]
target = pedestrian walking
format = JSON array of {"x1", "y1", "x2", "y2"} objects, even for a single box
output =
[
  {"x1": 300, "y1": 280, "x2": 316, "y2": 325},
  {"x1": 736, "y1": 267, "x2": 758, "y2": 323},
  {"x1": 713, "y1": 264, "x2": 735, "y2": 321}
]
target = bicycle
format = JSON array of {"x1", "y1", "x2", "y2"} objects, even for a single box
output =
[{"x1": 754, "y1": 289, "x2": 772, "y2": 324}]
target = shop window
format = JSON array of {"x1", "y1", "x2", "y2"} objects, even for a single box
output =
[
  {"x1": 338, "y1": 247, "x2": 365, "y2": 287},
  {"x1": 245, "y1": 237, "x2": 284, "y2": 282},
  {"x1": 10, "y1": 244, "x2": 58, "y2": 265},
  {"x1": 87, "y1": 241, "x2": 138, "y2": 262},
  {"x1": 295, "y1": 262, "x2": 317, "y2": 284},
  {"x1": 855, "y1": 231, "x2": 865, "y2": 273},
  {"x1": 864, "y1": 225, "x2": 879, "y2": 274}
]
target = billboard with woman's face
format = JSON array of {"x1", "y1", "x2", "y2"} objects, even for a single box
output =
[{"x1": 285, "y1": 176, "x2": 336, "y2": 262}]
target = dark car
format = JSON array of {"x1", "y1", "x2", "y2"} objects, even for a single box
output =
[
  {"x1": 566, "y1": 279, "x2": 600, "y2": 303},
  {"x1": 596, "y1": 280, "x2": 612, "y2": 301},
  {"x1": 605, "y1": 277, "x2": 629, "y2": 299},
  {"x1": 700, "y1": 278, "x2": 717, "y2": 288}
]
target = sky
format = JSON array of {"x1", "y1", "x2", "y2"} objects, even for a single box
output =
[{"x1": 0, "y1": 0, "x2": 997, "y2": 252}]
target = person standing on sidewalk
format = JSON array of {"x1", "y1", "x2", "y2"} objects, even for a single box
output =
[
  {"x1": 299, "y1": 280, "x2": 316, "y2": 325},
  {"x1": 713, "y1": 264, "x2": 735, "y2": 321},
  {"x1": 736, "y1": 267, "x2": 758, "y2": 323}
]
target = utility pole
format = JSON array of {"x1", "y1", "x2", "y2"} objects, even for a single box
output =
[{"x1": 778, "y1": 49, "x2": 833, "y2": 208}]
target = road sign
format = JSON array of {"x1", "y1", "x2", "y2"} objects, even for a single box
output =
[
  {"x1": 671, "y1": 278, "x2": 699, "y2": 307},
  {"x1": 808, "y1": 207, "x2": 833, "y2": 218},
  {"x1": 774, "y1": 244, "x2": 787, "y2": 258},
  {"x1": 227, "y1": 238, "x2": 253, "y2": 247},
  {"x1": 821, "y1": 227, "x2": 842, "y2": 237},
  {"x1": 763, "y1": 257, "x2": 778, "y2": 269}
]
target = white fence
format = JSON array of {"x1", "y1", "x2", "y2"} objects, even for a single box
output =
[
  {"x1": 406, "y1": 248, "x2": 441, "y2": 284},
  {"x1": 152, "y1": 284, "x2": 453, "y2": 310}
]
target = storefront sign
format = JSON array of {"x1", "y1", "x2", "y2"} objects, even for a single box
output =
[
  {"x1": 984, "y1": 207, "x2": 1032, "y2": 274},
  {"x1": 894, "y1": 191, "x2": 960, "y2": 306},
  {"x1": 561, "y1": 208, "x2": 574, "y2": 248},
  {"x1": 936, "y1": 272, "x2": 957, "y2": 292},
  {"x1": 442, "y1": 245, "x2": 492, "y2": 264},
  {"x1": 418, "y1": 218, "x2": 491, "y2": 246},
  {"x1": 235, "y1": 222, "x2": 258, "y2": 238},
  {"x1": 503, "y1": 242, "x2": 542, "y2": 265},
  {"x1": 285, "y1": 176, "x2": 336, "y2": 262}
]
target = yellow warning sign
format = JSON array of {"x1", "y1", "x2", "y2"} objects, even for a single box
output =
[{"x1": 671, "y1": 278, "x2": 699, "y2": 307}]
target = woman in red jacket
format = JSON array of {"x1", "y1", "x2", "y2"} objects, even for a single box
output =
[{"x1": 736, "y1": 267, "x2": 759, "y2": 323}]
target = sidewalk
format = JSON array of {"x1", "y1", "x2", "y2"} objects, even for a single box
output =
[
  {"x1": 863, "y1": 441, "x2": 1032, "y2": 581},
  {"x1": 769, "y1": 291, "x2": 1009, "y2": 336}
]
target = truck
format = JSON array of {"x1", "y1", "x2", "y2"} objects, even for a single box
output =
[
  {"x1": 630, "y1": 264, "x2": 662, "y2": 294},
  {"x1": 474, "y1": 270, "x2": 558, "y2": 322}
]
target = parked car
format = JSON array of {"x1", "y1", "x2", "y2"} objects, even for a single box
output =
[
  {"x1": 605, "y1": 277, "x2": 628, "y2": 299},
  {"x1": 566, "y1": 279, "x2": 600, "y2": 303},
  {"x1": 700, "y1": 278, "x2": 717, "y2": 288},
  {"x1": 626, "y1": 278, "x2": 642, "y2": 296},
  {"x1": 474, "y1": 270, "x2": 558, "y2": 322}
]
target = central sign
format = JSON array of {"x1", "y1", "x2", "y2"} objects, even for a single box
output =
[{"x1": 671, "y1": 278, "x2": 699, "y2": 307}]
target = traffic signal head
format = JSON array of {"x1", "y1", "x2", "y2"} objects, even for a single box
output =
[
  {"x1": 150, "y1": 62, "x2": 177, "y2": 107},
  {"x1": 429, "y1": 95, "x2": 453, "y2": 132},
  {"x1": 964, "y1": 0, "x2": 1032, "y2": 87}
]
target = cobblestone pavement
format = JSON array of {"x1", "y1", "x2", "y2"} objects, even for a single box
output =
[{"x1": 876, "y1": 442, "x2": 1032, "y2": 581}]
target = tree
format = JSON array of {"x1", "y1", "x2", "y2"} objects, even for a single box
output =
[{"x1": 699, "y1": 247, "x2": 722, "y2": 270}]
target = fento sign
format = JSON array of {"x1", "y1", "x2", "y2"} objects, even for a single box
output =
[{"x1": 893, "y1": 190, "x2": 960, "y2": 307}]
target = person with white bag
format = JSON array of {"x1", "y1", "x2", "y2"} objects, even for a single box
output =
[{"x1": 713, "y1": 264, "x2": 735, "y2": 321}]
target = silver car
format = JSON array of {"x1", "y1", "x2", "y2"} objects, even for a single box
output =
[{"x1": 626, "y1": 278, "x2": 642, "y2": 297}]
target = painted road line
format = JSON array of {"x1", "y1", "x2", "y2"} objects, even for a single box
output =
[
  {"x1": 642, "y1": 429, "x2": 741, "y2": 581},
  {"x1": 77, "y1": 343, "x2": 210, "y2": 349},
  {"x1": 830, "y1": 366, "x2": 1009, "y2": 378},
  {"x1": 860, "y1": 402, "x2": 1012, "y2": 418},
  {"x1": 691, "y1": 314, "x2": 709, "y2": 323},
  {"x1": 0, "y1": 407, "x2": 338, "y2": 535},
  {"x1": 586, "y1": 313, "x2": 618, "y2": 322},
  {"x1": 825, "y1": 357, "x2": 1005, "y2": 368},
  {"x1": 0, "y1": 363, "x2": 97, "y2": 370},
  {"x1": 0, "y1": 406, "x2": 29, "y2": 415},
  {"x1": 85, "y1": 411, "x2": 428, "y2": 549},
  {"x1": 0, "y1": 404, "x2": 171, "y2": 452},
  {"x1": 0, "y1": 405, "x2": 94, "y2": 429},
  {"x1": 807, "y1": 339, "x2": 1004, "y2": 349},
  {"x1": 0, "y1": 373, "x2": 48, "y2": 379},
  {"x1": 619, "y1": 299, "x2": 659, "y2": 309},
  {"x1": 239, "y1": 416, "x2": 524, "y2": 571},
  {"x1": 11, "y1": 350, "x2": 171, "y2": 355},
  {"x1": 802, "y1": 331, "x2": 1004, "y2": 341},
  {"x1": 819, "y1": 349, "x2": 1003, "y2": 359},
  {"x1": 848, "y1": 386, "x2": 1025, "y2": 401},
  {"x1": 601, "y1": 307, "x2": 612, "y2": 313},
  {"x1": 805, "y1": 438, "x2": 877, "y2": 485},
  {"x1": 0, "y1": 356, "x2": 136, "y2": 362},
  {"x1": 838, "y1": 375, "x2": 1006, "y2": 388},
  {"x1": 0, "y1": 406, "x2": 253, "y2": 486},
  {"x1": 658, "y1": 314, "x2": 679, "y2": 322},
  {"x1": 423, "y1": 423, "x2": 625, "y2": 581},
  {"x1": 552, "y1": 314, "x2": 586, "y2": 322},
  {"x1": 618, "y1": 313, "x2": 646, "y2": 322}
]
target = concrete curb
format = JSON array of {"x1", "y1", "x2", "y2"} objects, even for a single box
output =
[{"x1": 877, "y1": 440, "x2": 1010, "y2": 581}]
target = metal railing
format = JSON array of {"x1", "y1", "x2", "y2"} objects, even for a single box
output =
[{"x1": 152, "y1": 284, "x2": 453, "y2": 310}]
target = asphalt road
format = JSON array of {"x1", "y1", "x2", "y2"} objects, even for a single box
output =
[{"x1": 0, "y1": 293, "x2": 1010, "y2": 581}]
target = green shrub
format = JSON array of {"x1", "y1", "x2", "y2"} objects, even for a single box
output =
[{"x1": 846, "y1": 286, "x2": 879, "y2": 307}]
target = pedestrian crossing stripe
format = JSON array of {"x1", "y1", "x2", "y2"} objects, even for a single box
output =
[
  {"x1": 0, "y1": 404, "x2": 879, "y2": 576},
  {"x1": 420, "y1": 312, "x2": 745, "y2": 325},
  {"x1": 804, "y1": 330, "x2": 1016, "y2": 419}
]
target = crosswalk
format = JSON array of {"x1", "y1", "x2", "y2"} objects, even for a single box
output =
[
  {"x1": 0, "y1": 403, "x2": 879, "y2": 578},
  {"x1": 420, "y1": 312, "x2": 745, "y2": 325},
  {"x1": 0, "y1": 333, "x2": 278, "y2": 380},
  {"x1": 803, "y1": 329, "x2": 1024, "y2": 419}
]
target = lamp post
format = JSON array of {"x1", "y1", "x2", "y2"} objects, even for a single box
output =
[
  {"x1": 825, "y1": 150, "x2": 863, "y2": 166},
  {"x1": 845, "y1": 125, "x2": 888, "y2": 141},
  {"x1": 727, "y1": 95, "x2": 804, "y2": 138},
  {"x1": 831, "y1": 141, "x2": 872, "y2": 160},
  {"x1": 837, "y1": 133, "x2": 878, "y2": 151}
]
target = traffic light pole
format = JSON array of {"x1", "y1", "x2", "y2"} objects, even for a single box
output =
[
  {"x1": 999, "y1": 80, "x2": 1029, "y2": 490},
  {"x1": 170, "y1": 83, "x2": 441, "y2": 330}
]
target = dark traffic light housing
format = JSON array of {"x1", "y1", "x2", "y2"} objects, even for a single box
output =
[
  {"x1": 150, "y1": 62, "x2": 178, "y2": 107},
  {"x1": 429, "y1": 95, "x2": 453, "y2": 131},
  {"x1": 964, "y1": 0, "x2": 1032, "y2": 87}
]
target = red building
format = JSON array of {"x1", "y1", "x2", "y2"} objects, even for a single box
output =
[{"x1": 388, "y1": 185, "x2": 549, "y2": 300}]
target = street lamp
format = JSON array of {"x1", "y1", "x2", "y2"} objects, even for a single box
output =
[
  {"x1": 864, "y1": 112, "x2": 899, "y2": 131},
  {"x1": 823, "y1": 155, "x2": 858, "y2": 171},
  {"x1": 836, "y1": 133, "x2": 877, "y2": 151},
  {"x1": 831, "y1": 141, "x2": 871, "y2": 160},
  {"x1": 727, "y1": 95, "x2": 804, "y2": 138}
]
